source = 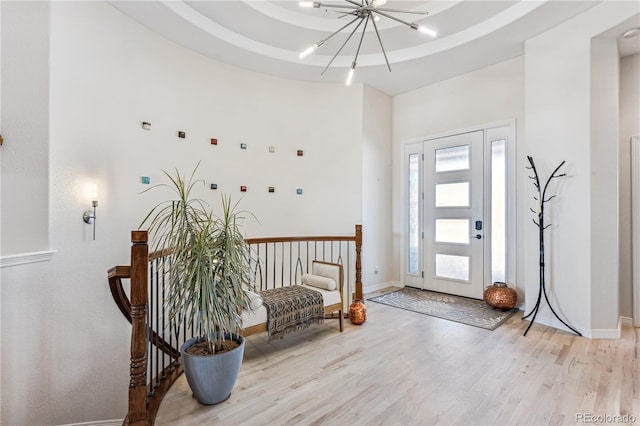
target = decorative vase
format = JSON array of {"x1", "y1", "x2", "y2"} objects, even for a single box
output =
[
  {"x1": 349, "y1": 299, "x2": 367, "y2": 325},
  {"x1": 180, "y1": 333, "x2": 245, "y2": 405},
  {"x1": 483, "y1": 282, "x2": 518, "y2": 310}
]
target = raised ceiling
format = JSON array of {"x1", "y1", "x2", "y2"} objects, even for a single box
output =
[{"x1": 109, "y1": 1, "x2": 633, "y2": 95}]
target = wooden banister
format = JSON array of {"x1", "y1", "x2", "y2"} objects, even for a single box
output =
[
  {"x1": 355, "y1": 224, "x2": 363, "y2": 300},
  {"x1": 128, "y1": 231, "x2": 149, "y2": 426},
  {"x1": 108, "y1": 266, "x2": 132, "y2": 322}
]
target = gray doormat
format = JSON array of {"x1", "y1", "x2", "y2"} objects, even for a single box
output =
[{"x1": 367, "y1": 287, "x2": 517, "y2": 330}]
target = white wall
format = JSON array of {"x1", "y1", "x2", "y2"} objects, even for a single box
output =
[
  {"x1": 619, "y1": 53, "x2": 640, "y2": 319},
  {"x1": 392, "y1": 57, "x2": 525, "y2": 294},
  {"x1": 590, "y1": 37, "x2": 620, "y2": 330},
  {"x1": 524, "y1": 2, "x2": 638, "y2": 335},
  {"x1": 1, "y1": 2, "x2": 365, "y2": 424},
  {"x1": 362, "y1": 85, "x2": 393, "y2": 291},
  {"x1": 0, "y1": 1, "x2": 50, "y2": 256}
]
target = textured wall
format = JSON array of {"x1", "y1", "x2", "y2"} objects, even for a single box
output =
[
  {"x1": 0, "y1": 1, "x2": 50, "y2": 256},
  {"x1": 362, "y1": 85, "x2": 393, "y2": 289}
]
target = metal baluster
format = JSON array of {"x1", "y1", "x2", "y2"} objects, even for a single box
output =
[
  {"x1": 272, "y1": 242, "x2": 277, "y2": 288},
  {"x1": 154, "y1": 258, "x2": 160, "y2": 388},
  {"x1": 264, "y1": 243, "x2": 269, "y2": 288},
  {"x1": 347, "y1": 244, "x2": 352, "y2": 304},
  {"x1": 254, "y1": 245, "x2": 261, "y2": 291},
  {"x1": 280, "y1": 242, "x2": 284, "y2": 288},
  {"x1": 160, "y1": 257, "x2": 166, "y2": 379},
  {"x1": 295, "y1": 242, "x2": 303, "y2": 284},
  {"x1": 167, "y1": 255, "x2": 175, "y2": 371},
  {"x1": 148, "y1": 261, "x2": 155, "y2": 397},
  {"x1": 173, "y1": 318, "x2": 181, "y2": 367},
  {"x1": 181, "y1": 314, "x2": 185, "y2": 354}
]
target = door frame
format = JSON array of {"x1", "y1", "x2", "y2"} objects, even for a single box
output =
[
  {"x1": 400, "y1": 120, "x2": 517, "y2": 294},
  {"x1": 631, "y1": 136, "x2": 640, "y2": 327}
]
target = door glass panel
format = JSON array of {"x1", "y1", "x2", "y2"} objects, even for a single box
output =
[
  {"x1": 491, "y1": 139, "x2": 506, "y2": 282},
  {"x1": 435, "y1": 145, "x2": 469, "y2": 172},
  {"x1": 435, "y1": 182, "x2": 470, "y2": 207},
  {"x1": 435, "y1": 254, "x2": 469, "y2": 281},
  {"x1": 408, "y1": 153, "x2": 420, "y2": 275},
  {"x1": 435, "y1": 219, "x2": 469, "y2": 244}
]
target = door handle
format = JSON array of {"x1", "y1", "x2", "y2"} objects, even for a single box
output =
[{"x1": 472, "y1": 234, "x2": 482, "y2": 239}]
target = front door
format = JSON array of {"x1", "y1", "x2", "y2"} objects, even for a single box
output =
[{"x1": 423, "y1": 131, "x2": 484, "y2": 299}]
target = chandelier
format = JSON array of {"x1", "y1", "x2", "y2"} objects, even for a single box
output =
[{"x1": 298, "y1": 0, "x2": 437, "y2": 85}]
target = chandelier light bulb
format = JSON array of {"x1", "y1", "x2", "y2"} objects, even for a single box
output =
[
  {"x1": 622, "y1": 27, "x2": 640, "y2": 39},
  {"x1": 299, "y1": 45, "x2": 315, "y2": 59},
  {"x1": 417, "y1": 25, "x2": 438, "y2": 37},
  {"x1": 346, "y1": 65, "x2": 355, "y2": 86},
  {"x1": 371, "y1": 0, "x2": 388, "y2": 7},
  {"x1": 299, "y1": 1, "x2": 318, "y2": 7}
]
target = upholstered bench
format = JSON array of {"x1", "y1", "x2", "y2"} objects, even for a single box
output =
[{"x1": 240, "y1": 260, "x2": 344, "y2": 337}]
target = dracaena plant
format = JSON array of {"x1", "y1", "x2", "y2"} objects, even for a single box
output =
[{"x1": 140, "y1": 164, "x2": 255, "y2": 354}]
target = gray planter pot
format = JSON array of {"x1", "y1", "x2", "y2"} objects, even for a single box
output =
[{"x1": 180, "y1": 334, "x2": 245, "y2": 405}]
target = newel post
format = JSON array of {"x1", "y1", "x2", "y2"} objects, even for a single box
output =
[
  {"x1": 355, "y1": 224, "x2": 363, "y2": 301},
  {"x1": 128, "y1": 231, "x2": 149, "y2": 425}
]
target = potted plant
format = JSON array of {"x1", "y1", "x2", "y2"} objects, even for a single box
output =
[{"x1": 140, "y1": 165, "x2": 255, "y2": 404}]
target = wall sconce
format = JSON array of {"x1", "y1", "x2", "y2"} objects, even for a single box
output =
[{"x1": 83, "y1": 184, "x2": 98, "y2": 240}]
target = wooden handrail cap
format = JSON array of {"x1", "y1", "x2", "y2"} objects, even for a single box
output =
[{"x1": 131, "y1": 230, "x2": 148, "y2": 243}]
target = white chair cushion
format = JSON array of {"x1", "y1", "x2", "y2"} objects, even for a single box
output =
[
  {"x1": 246, "y1": 290, "x2": 263, "y2": 310},
  {"x1": 242, "y1": 305, "x2": 267, "y2": 328},
  {"x1": 301, "y1": 273, "x2": 337, "y2": 291},
  {"x1": 301, "y1": 285, "x2": 342, "y2": 306}
]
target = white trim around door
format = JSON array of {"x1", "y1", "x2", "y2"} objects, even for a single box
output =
[{"x1": 400, "y1": 120, "x2": 517, "y2": 298}]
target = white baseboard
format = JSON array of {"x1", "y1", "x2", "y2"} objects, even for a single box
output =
[
  {"x1": 582, "y1": 318, "x2": 631, "y2": 339},
  {"x1": 363, "y1": 280, "x2": 401, "y2": 294},
  {"x1": 589, "y1": 317, "x2": 638, "y2": 340},
  {"x1": 620, "y1": 316, "x2": 633, "y2": 327},
  {"x1": 61, "y1": 420, "x2": 122, "y2": 426},
  {"x1": 588, "y1": 328, "x2": 621, "y2": 339}
]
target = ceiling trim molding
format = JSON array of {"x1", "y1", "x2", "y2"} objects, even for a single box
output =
[
  {"x1": 241, "y1": 0, "x2": 463, "y2": 32},
  {"x1": 162, "y1": 0, "x2": 550, "y2": 69}
]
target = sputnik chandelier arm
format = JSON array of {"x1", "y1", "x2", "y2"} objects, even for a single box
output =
[
  {"x1": 298, "y1": 0, "x2": 437, "y2": 84},
  {"x1": 369, "y1": 9, "x2": 390, "y2": 72},
  {"x1": 299, "y1": 16, "x2": 361, "y2": 60},
  {"x1": 347, "y1": 12, "x2": 370, "y2": 85},
  {"x1": 322, "y1": 17, "x2": 366, "y2": 75}
]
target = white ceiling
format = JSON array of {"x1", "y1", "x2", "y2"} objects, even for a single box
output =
[{"x1": 109, "y1": 1, "x2": 639, "y2": 95}]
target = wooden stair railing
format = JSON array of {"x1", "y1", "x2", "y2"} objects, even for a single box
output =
[
  {"x1": 108, "y1": 232, "x2": 184, "y2": 426},
  {"x1": 109, "y1": 225, "x2": 363, "y2": 425}
]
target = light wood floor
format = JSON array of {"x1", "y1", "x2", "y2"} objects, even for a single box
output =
[{"x1": 156, "y1": 289, "x2": 639, "y2": 425}]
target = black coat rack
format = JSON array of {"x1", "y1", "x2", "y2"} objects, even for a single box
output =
[{"x1": 523, "y1": 156, "x2": 581, "y2": 337}]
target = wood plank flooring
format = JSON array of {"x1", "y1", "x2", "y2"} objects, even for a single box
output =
[{"x1": 156, "y1": 289, "x2": 639, "y2": 425}]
